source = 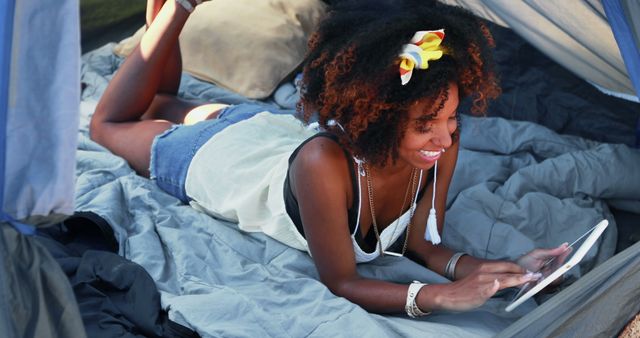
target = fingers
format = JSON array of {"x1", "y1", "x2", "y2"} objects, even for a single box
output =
[
  {"x1": 440, "y1": 275, "x2": 525, "y2": 311},
  {"x1": 534, "y1": 242, "x2": 570, "y2": 258},
  {"x1": 549, "y1": 242, "x2": 570, "y2": 256},
  {"x1": 483, "y1": 279, "x2": 500, "y2": 298},
  {"x1": 470, "y1": 271, "x2": 538, "y2": 289},
  {"x1": 541, "y1": 246, "x2": 573, "y2": 273},
  {"x1": 556, "y1": 246, "x2": 573, "y2": 264},
  {"x1": 519, "y1": 243, "x2": 572, "y2": 271},
  {"x1": 490, "y1": 272, "x2": 539, "y2": 290},
  {"x1": 497, "y1": 276, "x2": 529, "y2": 290},
  {"x1": 478, "y1": 261, "x2": 526, "y2": 274},
  {"x1": 439, "y1": 278, "x2": 501, "y2": 311}
]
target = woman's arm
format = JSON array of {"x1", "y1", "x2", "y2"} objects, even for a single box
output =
[
  {"x1": 145, "y1": 0, "x2": 182, "y2": 96},
  {"x1": 291, "y1": 138, "x2": 413, "y2": 312}
]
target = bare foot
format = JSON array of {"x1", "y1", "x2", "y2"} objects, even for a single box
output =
[{"x1": 184, "y1": 104, "x2": 229, "y2": 125}]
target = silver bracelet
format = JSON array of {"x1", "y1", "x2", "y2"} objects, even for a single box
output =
[
  {"x1": 175, "y1": 0, "x2": 194, "y2": 13},
  {"x1": 405, "y1": 281, "x2": 431, "y2": 318},
  {"x1": 444, "y1": 252, "x2": 467, "y2": 280}
]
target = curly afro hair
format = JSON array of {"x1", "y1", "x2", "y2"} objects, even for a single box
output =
[{"x1": 299, "y1": 0, "x2": 500, "y2": 166}]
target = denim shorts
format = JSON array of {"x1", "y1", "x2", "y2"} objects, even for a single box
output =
[{"x1": 150, "y1": 103, "x2": 292, "y2": 203}]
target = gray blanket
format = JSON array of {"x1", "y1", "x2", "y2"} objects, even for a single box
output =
[{"x1": 77, "y1": 44, "x2": 640, "y2": 337}]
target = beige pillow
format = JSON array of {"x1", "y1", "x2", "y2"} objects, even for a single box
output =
[{"x1": 114, "y1": 0, "x2": 327, "y2": 99}]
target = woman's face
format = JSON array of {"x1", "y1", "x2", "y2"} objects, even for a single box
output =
[{"x1": 396, "y1": 83, "x2": 459, "y2": 170}]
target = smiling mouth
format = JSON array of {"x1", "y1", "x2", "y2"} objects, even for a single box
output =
[{"x1": 419, "y1": 149, "x2": 443, "y2": 161}]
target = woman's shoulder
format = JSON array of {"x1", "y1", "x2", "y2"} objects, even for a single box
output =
[
  {"x1": 295, "y1": 134, "x2": 351, "y2": 172},
  {"x1": 289, "y1": 133, "x2": 355, "y2": 197}
]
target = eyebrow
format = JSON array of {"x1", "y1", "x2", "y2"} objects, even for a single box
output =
[{"x1": 416, "y1": 110, "x2": 457, "y2": 122}]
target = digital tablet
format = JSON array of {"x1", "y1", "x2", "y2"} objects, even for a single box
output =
[{"x1": 505, "y1": 219, "x2": 609, "y2": 312}]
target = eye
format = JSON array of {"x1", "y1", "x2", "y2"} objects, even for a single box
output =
[
  {"x1": 415, "y1": 124, "x2": 432, "y2": 134},
  {"x1": 413, "y1": 117, "x2": 434, "y2": 134}
]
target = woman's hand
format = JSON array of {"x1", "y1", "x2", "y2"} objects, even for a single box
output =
[
  {"x1": 417, "y1": 261, "x2": 538, "y2": 312},
  {"x1": 517, "y1": 243, "x2": 572, "y2": 274},
  {"x1": 152, "y1": 0, "x2": 210, "y2": 21}
]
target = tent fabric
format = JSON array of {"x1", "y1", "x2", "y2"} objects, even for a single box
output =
[
  {"x1": 482, "y1": 23, "x2": 640, "y2": 148},
  {"x1": 0, "y1": 225, "x2": 86, "y2": 338},
  {"x1": 603, "y1": 0, "x2": 640, "y2": 99},
  {"x1": 0, "y1": 1, "x2": 87, "y2": 338},
  {"x1": 440, "y1": 0, "x2": 639, "y2": 100},
  {"x1": 3, "y1": 0, "x2": 80, "y2": 226},
  {"x1": 622, "y1": 0, "x2": 640, "y2": 47},
  {"x1": 0, "y1": 0, "x2": 18, "y2": 234}
]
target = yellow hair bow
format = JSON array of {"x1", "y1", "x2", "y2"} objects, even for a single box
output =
[{"x1": 399, "y1": 29, "x2": 445, "y2": 85}]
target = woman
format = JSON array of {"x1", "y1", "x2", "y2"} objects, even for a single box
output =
[{"x1": 90, "y1": 0, "x2": 569, "y2": 316}]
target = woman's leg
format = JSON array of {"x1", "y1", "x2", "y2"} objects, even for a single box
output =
[{"x1": 90, "y1": 0, "x2": 200, "y2": 176}]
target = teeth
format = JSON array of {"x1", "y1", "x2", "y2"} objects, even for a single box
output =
[{"x1": 420, "y1": 150, "x2": 441, "y2": 157}]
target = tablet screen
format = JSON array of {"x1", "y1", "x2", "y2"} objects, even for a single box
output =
[{"x1": 505, "y1": 219, "x2": 609, "y2": 312}]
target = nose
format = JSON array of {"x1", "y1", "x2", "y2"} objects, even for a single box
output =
[{"x1": 432, "y1": 121, "x2": 452, "y2": 149}]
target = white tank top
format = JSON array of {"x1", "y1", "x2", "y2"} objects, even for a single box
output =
[{"x1": 350, "y1": 159, "x2": 423, "y2": 262}]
